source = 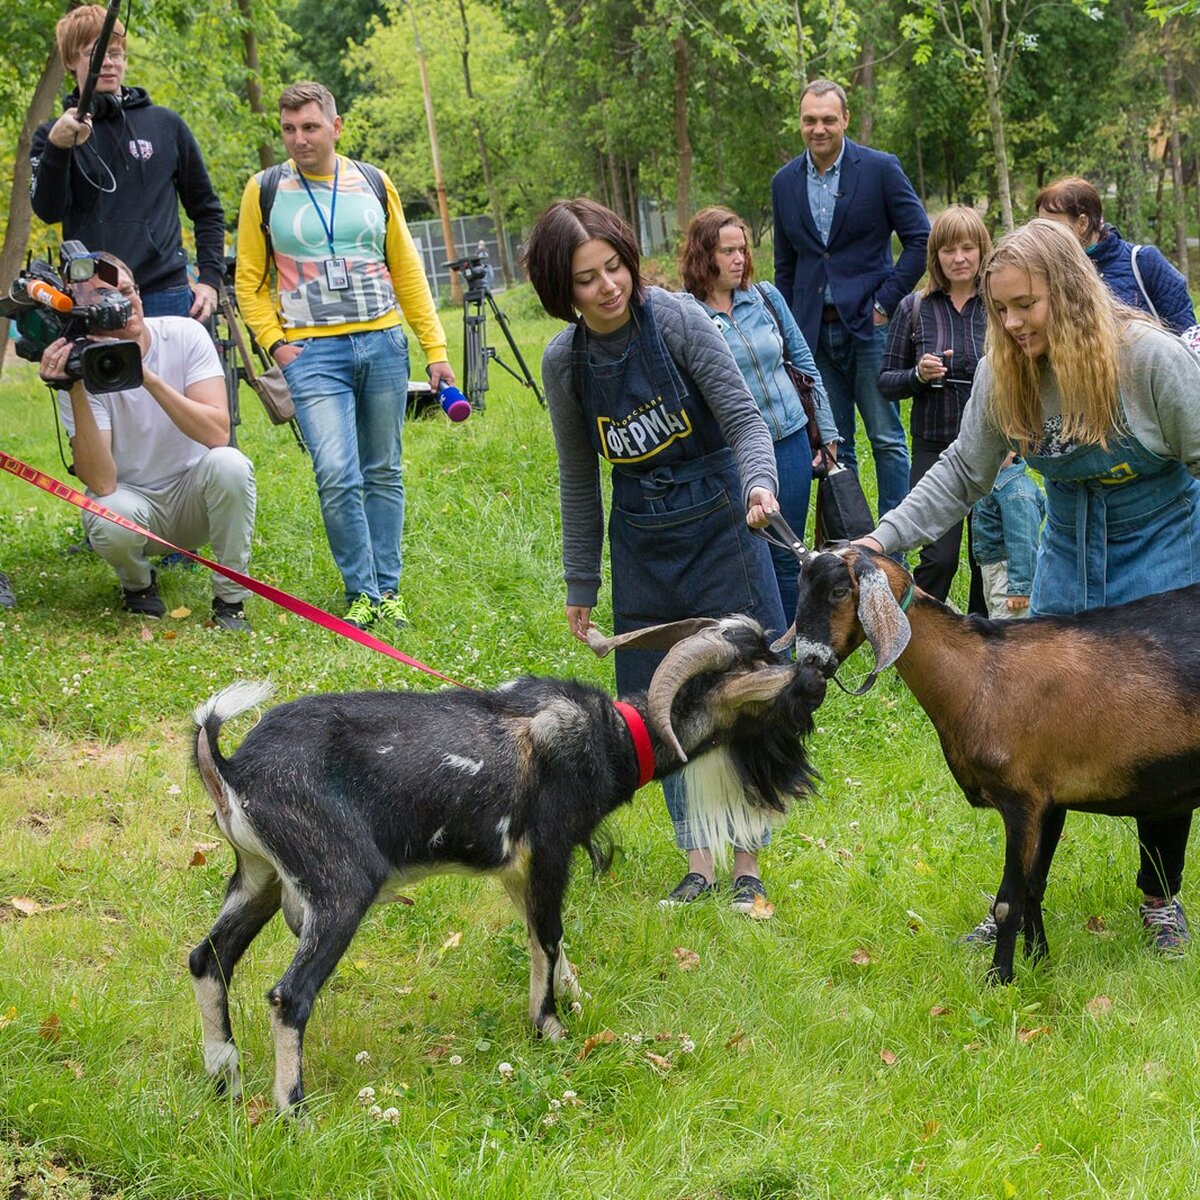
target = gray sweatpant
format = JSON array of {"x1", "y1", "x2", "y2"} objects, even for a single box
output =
[{"x1": 83, "y1": 446, "x2": 256, "y2": 604}]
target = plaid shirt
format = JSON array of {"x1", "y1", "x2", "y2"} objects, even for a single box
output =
[{"x1": 878, "y1": 288, "x2": 986, "y2": 444}]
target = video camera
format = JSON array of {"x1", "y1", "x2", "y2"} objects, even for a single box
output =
[
  {"x1": 1, "y1": 240, "x2": 142, "y2": 393},
  {"x1": 443, "y1": 251, "x2": 491, "y2": 298}
]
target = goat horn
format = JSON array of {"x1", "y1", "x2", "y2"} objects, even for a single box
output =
[
  {"x1": 646, "y1": 628, "x2": 738, "y2": 762},
  {"x1": 586, "y1": 617, "x2": 720, "y2": 659}
]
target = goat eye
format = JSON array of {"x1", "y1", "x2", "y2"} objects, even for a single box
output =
[{"x1": 830, "y1": 586, "x2": 851, "y2": 601}]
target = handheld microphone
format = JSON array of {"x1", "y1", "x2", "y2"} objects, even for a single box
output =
[
  {"x1": 26, "y1": 279, "x2": 75, "y2": 313},
  {"x1": 438, "y1": 384, "x2": 472, "y2": 422}
]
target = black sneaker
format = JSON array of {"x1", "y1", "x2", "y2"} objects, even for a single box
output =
[
  {"x1": 1140, "y1": 897, "x2": 1190, "y2": 956},
  {"x1": 212, "y1": 597, "x2": 251, "y2": 632},
  {"x1": 658, "y1": 871, "x2": 715, "y2": 907},
  {"x1": 730, "y1": 875, "x2": 768, "y2": 914},
  {"x1": 0, "y1": 572, "x2": 14, "y2": 609},
  {"x1": 122, "y1": 571, "x2": 165, "y2": 619}
]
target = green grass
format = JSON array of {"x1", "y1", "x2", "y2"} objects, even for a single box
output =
[{"x1": 4, "y1": 300, "x2": 1200, "y2": 1199}]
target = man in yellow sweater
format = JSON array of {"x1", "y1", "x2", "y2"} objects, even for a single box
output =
[{"x1": 236, "y1": 81, "x2": 454, "y2": 630}]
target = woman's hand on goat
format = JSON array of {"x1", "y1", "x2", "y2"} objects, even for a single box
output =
[
  {"x1": 746, "y1": 487, "x2": 779, "y2": 528},
  {"x1": 566, "y1": 605, "x2": 593, "y2": 643},
  {"x1": 851, "y1": 535, "x2": 885, "y2": 553}
]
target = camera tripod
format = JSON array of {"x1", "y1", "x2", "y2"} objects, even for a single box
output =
[{"x1": 449, "y1": 259, "x2": 543, "y2": 410}]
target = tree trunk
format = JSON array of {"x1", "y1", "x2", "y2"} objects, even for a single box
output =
[
  {"x1": 673, "y1": 33, "x2": 692, "y2": 235},
  {"x1": 976, "y1": 2, "x2": 1014, "y2": 231},
  {"x1": 851, "y1": 38, "x2": 875, "y2": 146},
  {"x1": 1163, "y1": 42, "x2": 1189, "y2": 277},
  {"x1": 237, "y1": 0, "x2": 274, "y2": 170},
  {"x1": 457, "y1": 0, "x2": 512, "y2": 285},
  {"x1": 915, "y1": 132, "x2": 926, "y2": 208},
  {"x1": 0, "y1": 47, "x2": 65, "y2": 377},
  {"x1": 792, "y1": 0, "x2": 809, "y2": 90}
]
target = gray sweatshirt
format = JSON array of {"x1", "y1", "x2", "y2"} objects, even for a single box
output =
[
  {"x1": 874, "y1": 322, "x2": 1200, "y2": 554},
  {"x1": 542, "y1": 286, "x2": 778, "y2": 608}
]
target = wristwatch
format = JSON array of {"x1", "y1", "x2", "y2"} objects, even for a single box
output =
[
  {"x1": 873, "y1": 301, "x2": 889, "y2": 319},
  {"x1": 268, "y1": 339, "x2": 287, "y2": 358}
]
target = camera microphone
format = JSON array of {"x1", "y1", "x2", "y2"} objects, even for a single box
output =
[
  {"x1": 438, "y1": 384, "x2": 472, "y2": 422},
  {"x1": 26, "y1": 279, "x2": 74, "y2": 313}
]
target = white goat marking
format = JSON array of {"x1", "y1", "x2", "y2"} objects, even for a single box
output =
[
  {"x1": 429, "y1": 825, "x2": 446, "y2": 849},
  {"x1": 441, "y1": 753, "x2": 484, "y2": 775},
  {"x1": 193, "y1": 975, "x2": 241, "y2": 1087},
  {"x1": 377, "y1": 745, "x2": 394, "y2": 755},
  {"x1": 496, "y1": 814, "x2": 513, "y2": 858},
  {"x1": 680, "y1": 748, "x2": 785, "y2": 864},
  {"x1": 270, "y1": 1009, "x2": 303, "y2": 1112},
  {"x1": 994, "y1": 901, "x2": 1010, "y2": 923},
  {"x1": 793, "y1": 637, "x2": 838, "y2": 673}
]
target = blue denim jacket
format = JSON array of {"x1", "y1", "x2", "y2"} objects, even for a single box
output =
[
  {"x1": 698, "y1": 282, "x2": 839, "y2": 445},
  {"x1": 970, "y1": 459, "x2": 1044, "y2": 596}
]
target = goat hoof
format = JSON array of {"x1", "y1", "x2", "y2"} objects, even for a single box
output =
[{"x1": 538, "y1": 1015, "x2": 569, "y2": 1041}]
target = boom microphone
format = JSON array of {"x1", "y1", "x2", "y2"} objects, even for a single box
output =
[{"x1": 26, "y1": 279, "x2": 75, "y2": 313}]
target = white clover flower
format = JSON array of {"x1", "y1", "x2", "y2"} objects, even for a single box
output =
[
  {"x1": 382, "y1": 1106, "x2": 401, "y2": 1125},
  {"x1": 497, "y1": 1061, "x2": 515, "y2": 1080},
  {"x1": 562, "y1": 1090, "x2": 579, "y2": 1105},
  {"x1": 355, "y1": 1050, "x2": 371, "y2": 1064},
  {"x1": 357, "y1": 1086, "x2": 376, "y2": 1105},
  {"x1": 368, "y1": 1104, "x2": 383, "y2": 1120},
  {"x1": 548, "y1": 1098, "x2": 562, "y2": 1111},
  {"x1": 448, "y1": 1054, "x2": 463, "y2": 1066},
  {"x1": 679, "y1": 1037, "x2": 696, "y2": 1054},
  {"x1": 570, "y1": 1001, "x2": 582, "y2": 1015},
  {"x1": 541, "y1": 1113, "x2": 557, "y2": 1128}
]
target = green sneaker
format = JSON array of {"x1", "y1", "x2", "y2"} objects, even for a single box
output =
[
  {"x1": 377, "y1": 592, "x2": 409, "y2": 630},
  {"x1": 344, "y1": 594, "x2": 378, "y2": 630}
]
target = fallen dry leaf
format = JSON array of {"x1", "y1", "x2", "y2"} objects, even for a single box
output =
[
  {"x1": 645, "y1": 1051, "x2": 672, "y2": 1073},
  {"x1": 879, "y1": 1048, "x2": 898, "y2": 1066},
  {"x1": 245, "y1": 1094, "x2": 272, "y2": 1126},
  {"x1": 189, "y1": 850, "x2": 207, "y2": 867},
  {"x1": 39, "y1": 1013, "x2": 62, "y2": 1043},
  {"x1": 1017, "y1": 1025, "x2": 1051, "y2": 1044},
  {"x1": 929, "y1": 1005, "x2": 952, "y2": 1018},
  {"x1": 1085, "y1": 915, "x2": 1112, "y2": 938},
  {"x1": 139, "y1": 626, "x2": 154, "y2": 641},
  {"x1": 576, "y1": 1029, "x2": 615, "y2": 1061},
  {"x1": 390, "y1": 894, "x2": 415, "y2": 905},
  {"x1": 0, "y1": 1006, "x2": 17, "y2": 1028},
  {"x1": 672, "y1": 946, "x2": 701, "y2": 971},
  {"x1": 850, "y1": 948, "x2": 873, "y2": 966},
  {"x1": 9, "y1": 896, "x2": 68, "y2": 917},
  {"x1": 1085, "y1": 995, "x2": 1114, "y2": 1018},
  {"x1": 724, "y1": 1030, "x2": 751, "y2": 1052},
  {"x1": 62, "y1": 1059, "x2": 84, "y2": 1079},
  {"x1": 170, "y1": 606, "x2": 192, "y2": 619},
  {"x1": 921, "y1": 1119, "x2": 940, "y2": 1141},
  {"x1": 747, "y1": 895, "x2": 776, "y2": 920},
  {"x1": 654, "y1": 1031, "x2": 674, "y2": 1043},
  {"x1": 164, "y1": 630, "x2": 177, "y2": 641},
  {"x1": 440, "y1": 931, "x2": 463, "y2": 952}
]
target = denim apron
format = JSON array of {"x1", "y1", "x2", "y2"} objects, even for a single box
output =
[
  {"x1": 570, "y1": 295, "x2": 784, "y2": 697},
  {"x1": 1026, "y1": 422, "x2": 1200, "y2": 616},
  {"x1": 1024, "y1": 409, "x2": 1200, "y2": 895}
]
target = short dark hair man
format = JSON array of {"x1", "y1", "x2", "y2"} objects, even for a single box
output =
[
  {"x1": 38, "y1": 254, "x2": 256, "y2": 629},
  {"x1": 30, "y1": 5, "x2": 226, "y2": 322},
  {"x1": 771, "y1": 79, "x2": 929, "y2": 519},
  {"x1": 236, "y1": 81, "x2": 454, "y2": 631}
]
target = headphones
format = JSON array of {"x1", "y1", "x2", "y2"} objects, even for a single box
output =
[{"x1": 88, "y1": 90, "x2": 124, "y2": 119}]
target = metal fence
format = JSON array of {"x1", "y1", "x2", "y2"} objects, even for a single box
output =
[{"x1": 407, "y1": 215, "x2": 521, "y2": 298}]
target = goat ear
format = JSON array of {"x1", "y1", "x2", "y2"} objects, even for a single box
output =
[
  {"x1": 586, "y1": 617, "x2": 720, "y2": 659},
  {"x1": 770, "y1": 624, "x2": 797, "y2": 653},
  {"x1": 854, "y1": 558, "x2": 911, "y2": 674}
]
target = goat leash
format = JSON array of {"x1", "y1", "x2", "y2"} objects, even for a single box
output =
[
  {"x1": 0, "y1": 452, "x2": 466, "y2": 687},
  {"x1": 613, "y1": 700, "x2": 655, "y2": 789}
]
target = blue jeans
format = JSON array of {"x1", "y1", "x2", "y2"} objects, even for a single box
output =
[
  {"x1": 140, "y1": 286, "x2": 194, "y2": 318},
  {"x1": 771, "y1": 427, "x2": 814, "y2": 619},
  {"x1": 281, "y1": 326, "x2": 410, "y2": 602},
  {"x1": 815, "y1": 321, "x2": 910, "y2": 518}
]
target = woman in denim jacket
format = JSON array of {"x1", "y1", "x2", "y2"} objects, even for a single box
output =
[
  {"x1": 969, "y1": 453, "x2": 1044, "y2": 619},
  {"x1": 680, "y1": 206, "x2": 840, "y2": 617}
]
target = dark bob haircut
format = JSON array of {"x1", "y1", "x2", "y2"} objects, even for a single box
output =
[
  {"x1": 679, "y1": 206, "x2": 754, "y2": 300},
  {"x1": 523, "y1": 198, "x2": 644, "y2": 324},
  {"x1": 1033, "y1": 176, "x2": 1104, "y2": 240}
]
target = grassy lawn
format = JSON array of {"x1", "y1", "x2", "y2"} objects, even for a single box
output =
[{"x1": 2, "y1": 294, "x2": 1199, "y2": 1199}]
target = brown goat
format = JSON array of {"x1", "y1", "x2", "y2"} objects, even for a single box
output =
[{"x1": 784, "y1": 544, "x2": 1200, "y2": 983}]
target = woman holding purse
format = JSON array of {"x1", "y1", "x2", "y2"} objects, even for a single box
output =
[{"x1": 680, "y1": 206, "x2": 839, "y2": 617}]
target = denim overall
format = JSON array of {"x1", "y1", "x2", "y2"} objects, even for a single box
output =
[
  {"x1": 1025, "y1": 418, "x2": 1200, "y2": 895},
  {"x1": 571, "y1": 296, "x2": 784, "y2": 850}
]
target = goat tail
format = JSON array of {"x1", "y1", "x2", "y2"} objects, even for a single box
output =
[
  {"x1": 584, "y1": 824, "x2": 616, "y2": 879},
  {"x1": 193, "y1": 681, "x2": 274, "y2": 820}
]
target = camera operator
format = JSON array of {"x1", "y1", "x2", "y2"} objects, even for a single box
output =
[
  {"x1": 40, "y1": 253, "x2": 256, "y2": 629},
  {"x1": 30, "y1": 6, "x2": 225, "y2": 322}
]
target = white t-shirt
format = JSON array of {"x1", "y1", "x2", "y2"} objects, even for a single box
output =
[{"x1": 58, "y1": 317, "x2": 223, "y2": 490}]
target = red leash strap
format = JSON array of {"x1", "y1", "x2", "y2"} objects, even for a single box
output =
[
  {"x1": 0, "y1": 451, "x2": 465, "y2": 687},
  {"x1": 613, "y1": 700, "x2": 656, "y2": 789}
]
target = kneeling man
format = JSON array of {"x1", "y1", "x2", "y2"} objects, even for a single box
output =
[{"x1": 40, "y1": 252, "x2": 256, "y2": 629}]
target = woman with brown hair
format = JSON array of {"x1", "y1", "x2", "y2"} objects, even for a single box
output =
[
  {"x1": 679, "y1": 205, "x2": 838, "y2": 617},
  {"x1": 525, "y1": 198, "x2": 787, "y2": 911},
  {"x1": 859, "y1": 218, "x2": 1200, "y2": 954}
]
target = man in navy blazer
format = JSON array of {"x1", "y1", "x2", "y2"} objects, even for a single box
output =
[{"x1": 772, "y1": 80, "x2": 929, "y2": 519}]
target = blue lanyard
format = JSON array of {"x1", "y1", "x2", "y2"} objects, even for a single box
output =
[{"x1": 297, "y1": 158, "x2": 339, "y2": 256}]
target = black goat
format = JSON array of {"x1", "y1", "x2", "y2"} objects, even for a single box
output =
[
  {"x1": 783, "y1": 545, "x2": 1200, "y2": 984},
  {"x1": 190, "y1": 615, "x2": 825, "y2": 1113}
]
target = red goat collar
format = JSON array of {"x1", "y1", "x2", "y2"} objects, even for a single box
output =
[{"x1": 613, "y1": 700, "x2": 655, "y2": 790}]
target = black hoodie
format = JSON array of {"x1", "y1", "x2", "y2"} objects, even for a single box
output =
[{"x1": 30, "y1": 86, "x2": 226, "y2": 295}]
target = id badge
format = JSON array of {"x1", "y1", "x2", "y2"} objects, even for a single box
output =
[{"x1": 324, "y1": 257, "x2": 349, "y2": 290}]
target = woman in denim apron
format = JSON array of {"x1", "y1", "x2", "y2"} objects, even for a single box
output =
[
  {"x1": 863, "y1": 219, "x2": 1200, "y2": 954},
  {"x1": 526, "y1": 198, "x2": 787, "y2": 912}
]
